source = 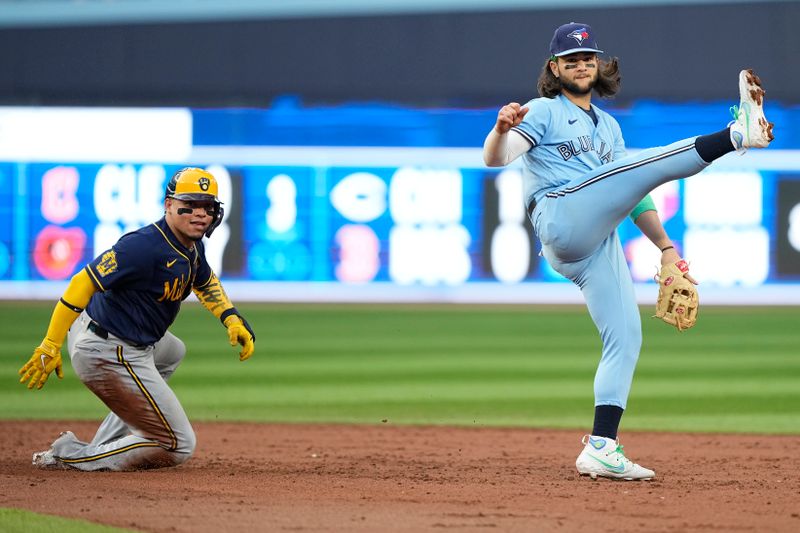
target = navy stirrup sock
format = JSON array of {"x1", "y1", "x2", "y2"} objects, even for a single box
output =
[
  {"x1": 592, "y1": 405, "x2": 624, "y2": 440},
  {"x1": 695, "y1": 127, "x2": 735, "y2": 163}
]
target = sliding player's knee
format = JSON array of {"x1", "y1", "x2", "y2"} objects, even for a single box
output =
[
  {"x1": 177, "y1": 425, "x2": 196, "y2": 456},
  {"x1": 154, "y1": 334, "x2": 186, "y2": 377}
]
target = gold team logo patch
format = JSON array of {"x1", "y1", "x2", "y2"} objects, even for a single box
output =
[{"x1": 96, "y1": 250, "x2": 118, "y2": 277}]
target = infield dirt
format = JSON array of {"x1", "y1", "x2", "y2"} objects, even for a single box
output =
[{"x1": 2, "y1": 421, "x2": 799, "y2": 532}]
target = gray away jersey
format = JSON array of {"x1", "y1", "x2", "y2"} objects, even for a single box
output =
[{"x1": 511, "y1": 93, "x2": 626, "y2": 206}]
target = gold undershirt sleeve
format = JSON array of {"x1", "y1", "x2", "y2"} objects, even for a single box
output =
[
  {"x1": 46, "y1": 269, "x2": 98, "y2": 347},
  {"x1": 192, "y1": 272, "x2": 234, "y2": 319}
]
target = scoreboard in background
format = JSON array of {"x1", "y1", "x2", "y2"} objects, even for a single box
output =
[
  {"x1": 5, "y1": 161, "x2": 533, "y2": 284},
  {"x1": 2, "y1": 155, "x2": 799, "y2": 292},
  {"x1": 0, "y1": 164, "x2": 12, "y2": 278},
  {"x1": 241, "y1": 164, "x2": 534, "y2": 285},
  {"x1": 6, "y1": 163, "x2": 233, "y2": 281},
  {"x1": 777, "y1": 178, "x2": 800, "y2": 277},
  {"x1": 1, "y1": 103, "x2": 799, "y2": 303}
]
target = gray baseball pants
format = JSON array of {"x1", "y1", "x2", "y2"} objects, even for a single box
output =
[{"x1": 52, "y1": 311, "x2": 196, "y2": 471}]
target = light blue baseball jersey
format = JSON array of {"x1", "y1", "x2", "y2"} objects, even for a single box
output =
[
  {"x1": 511, "y1": 93, "x2": 626, "y2": 207},
  {"x1": 505, "y1": 91, "x2": 709, "y2": 410}
]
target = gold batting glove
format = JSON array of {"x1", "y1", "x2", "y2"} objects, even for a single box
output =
[
  {"x1": 19, "y1": 338, "x2": 64, "y2": 390},
  {"x1": 223, "y1": 315, "x2": 255, "y2": 361}
]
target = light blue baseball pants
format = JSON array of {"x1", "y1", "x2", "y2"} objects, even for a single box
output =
[{"x1": 530, "y1": 138, "x2": 708, "y2": 408}]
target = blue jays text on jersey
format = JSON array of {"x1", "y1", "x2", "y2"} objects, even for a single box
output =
[
  {"x1": 557, "y1": 134, "x2": 614, "y2": 163},
  {"x1": 511, "y1": 93, "x2": 625, "y2": 206},
  {"x1": 84, "y1": 217, "x2": 215, "y2": 345}
]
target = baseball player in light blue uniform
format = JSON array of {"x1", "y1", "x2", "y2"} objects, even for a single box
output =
[{"x1": 483, "y1": 22, "x2": 774, "y2": 480}]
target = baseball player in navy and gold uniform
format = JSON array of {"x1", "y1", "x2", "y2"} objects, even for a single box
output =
[
  {"x1": 483, "y1": 22, "x2": 773, "y2": 480},
  {"x1": 19, "y1": 167, "x2": 255, "y2": 471}
]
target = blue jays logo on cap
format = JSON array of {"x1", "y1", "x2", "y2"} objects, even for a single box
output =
[
  {"x1": 550, "y1": 22, "x2": 604, "y2": 58},
  {"x1": 568, "y1": 28, "x2": 590, "y2": 45}
]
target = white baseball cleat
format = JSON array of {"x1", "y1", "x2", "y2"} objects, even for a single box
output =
[
  {"x1": 729, "y1": 69, "x2": 774, "y2": 153},
  {"x1": 575, "y1": 435, "x2": 655, "y2": 481},
  {"x1": 32, "y1": 448, "x2": 59, "y2": 468},
  {"x1": 32, "y1": 431, "x2": 77, "y2": 469}
]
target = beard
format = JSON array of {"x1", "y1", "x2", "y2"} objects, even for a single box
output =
[{"x1": 560, "y1": 75, "x2": 597, "y2": 96}]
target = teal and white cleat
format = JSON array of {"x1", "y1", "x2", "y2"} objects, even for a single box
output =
[
  {"x1": 575, "y1": 435, "x2": 655, "y2": 481},
  {"x1": 729, "y1": 69, "x2": 775, "y2": 153}
]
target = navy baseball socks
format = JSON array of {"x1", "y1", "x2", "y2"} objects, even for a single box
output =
[
  {"x1": 695, "y1": 128, "x2": 736, "y2": 163},
  {"x1": 696, "y1": 68, "x2": 774, "y2": 162},
  {"x1": 592, "y1": 404, "x2": 623, "y2": 439}
]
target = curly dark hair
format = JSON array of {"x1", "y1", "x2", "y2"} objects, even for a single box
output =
[{"x1": 536, "y1": 56, "x2": 621, "y2": 99}]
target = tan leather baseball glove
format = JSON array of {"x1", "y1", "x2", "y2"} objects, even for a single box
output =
[{"x1": 654, "y1": 259, "x2": 698, "y2": 331}]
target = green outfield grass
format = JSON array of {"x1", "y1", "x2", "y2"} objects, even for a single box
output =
[
  {"x1": 1, "y1": 301, "x2": 798, "y2": 434},
  {"x1": 0, "y1": 508, "x2": 134, "y2": 532}
]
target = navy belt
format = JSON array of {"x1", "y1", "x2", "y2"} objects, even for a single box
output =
[
  {"x1": 87, "y1": 320, "x2": 147, "y2": 348},
  {"x1": 526, "y1": 198, "x2": 537, "y2": 218},
  {"x1": 87, "y1": 320, "x2": 109, "y2": 340}
]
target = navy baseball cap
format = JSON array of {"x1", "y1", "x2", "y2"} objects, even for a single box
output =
[{"x1": 549, "y1": 22, "x2": 604, "y2": 58}]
